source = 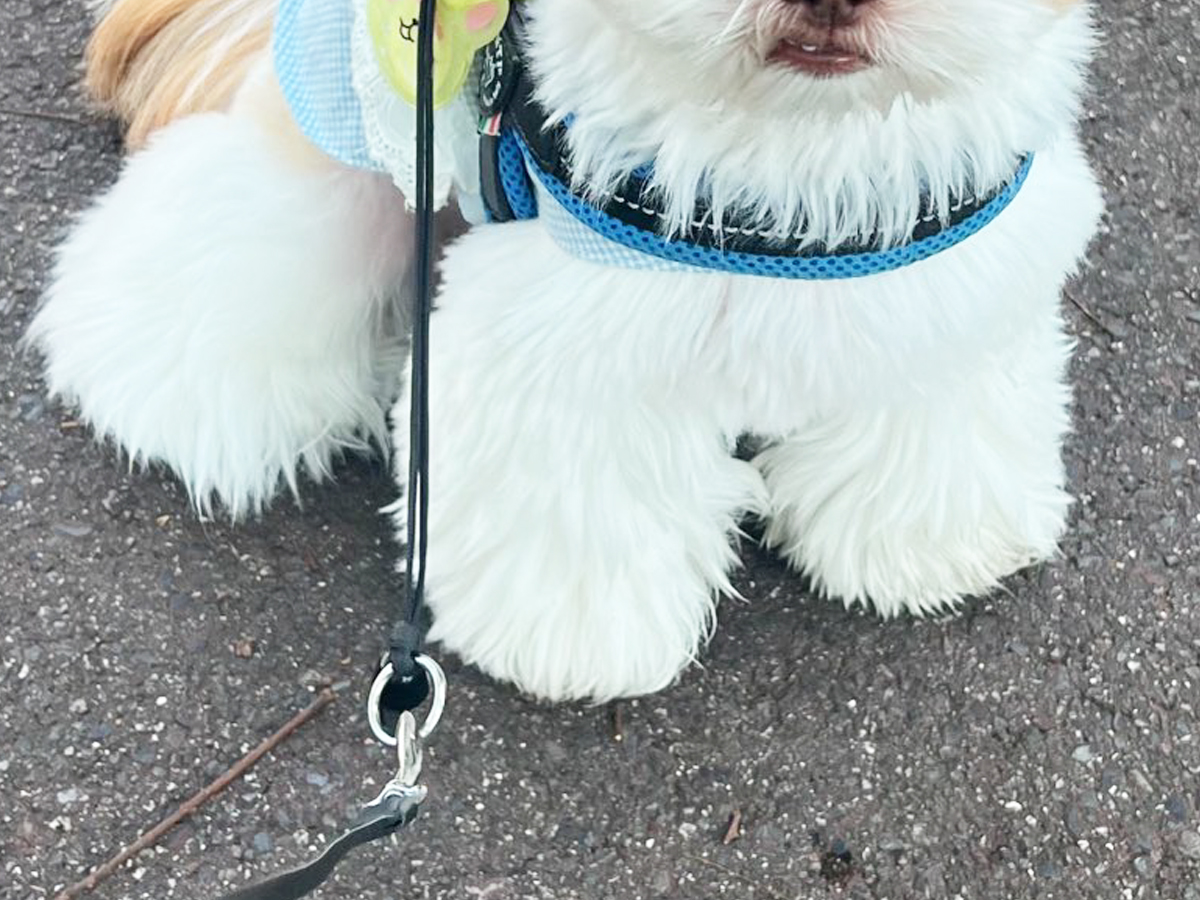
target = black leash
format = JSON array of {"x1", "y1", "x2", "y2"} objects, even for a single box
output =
[
  {"x1": 214, "y1": 787, "x2": 424, "y2": 900},
  {"x1": 215, "y1": 1, "x2": 443, "y2": 897}
]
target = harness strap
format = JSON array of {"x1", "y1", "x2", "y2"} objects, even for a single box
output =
[{"x1": 477, "y1": 22, "x2": 1034, "y2": 279}]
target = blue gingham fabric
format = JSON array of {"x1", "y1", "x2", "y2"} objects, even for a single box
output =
[
  {"x1": 273, "y1": 0, "x2": 382, "y2": 172},
  {"x1": 534, "y1": 182, "x2": 696, "y2": 273},
  {"x1": 271, "y1": 0, "x2": 712, "y2": 270}
]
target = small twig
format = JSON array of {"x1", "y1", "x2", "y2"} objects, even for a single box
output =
[
  {"x1": 1064, "y1": 287, "x2": 1118, "y2": 342},
  {"x1": 722, "y1": 809, "x2": 743, "y2": 845},
  {"x1": 684, "y1": 854, "x2": 789, "y2": 900},
  {"x1": 52, "y1": 687, "x2": 336, "y2": 900},
  {"x1": 0, "y1": 106, "x2": 92, "y2": 127},
  {"x1": 608, "y1": 701, "x2": 624, "y2": 743}
]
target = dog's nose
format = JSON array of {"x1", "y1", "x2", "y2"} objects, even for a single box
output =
[{"x1": 784, "y1": 0, "x2": 877, "y2": 28}]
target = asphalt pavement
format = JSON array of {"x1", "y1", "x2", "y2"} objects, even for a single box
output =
[{"x1": 2, "y1": 1, "x2": 1199, "y2": 898}]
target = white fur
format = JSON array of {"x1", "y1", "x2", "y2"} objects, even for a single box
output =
[
  {"x1": 179, "y1": 0, "x2": 280, "y2": 114},
  {"x1": 29, "y1": 64, "x2": 412, "y2": 516},
  {"x1": 531, "y1": 0, "x2": 1095, "y2": 249},
  {"x1": 392, "y1": 223, "x2": 771, "y2": 700},
  {"x1": 389, "y1": 0, "x2": 1103, "y2": 699}
]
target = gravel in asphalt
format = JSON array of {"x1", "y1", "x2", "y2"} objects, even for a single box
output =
[{"x1": 2, "y1": 2, "x2": 1199, "y2": 898}]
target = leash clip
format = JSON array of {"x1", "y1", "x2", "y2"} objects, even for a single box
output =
[
  {"x1": 391, "y1": 709, "x2": 425, "y2": 788},
  {"x1": 211, "y1": 666, "x2": 443, "y2": 900},
  {"x1": 360, "y1": 654, "x2": 446, "y2": 824}
]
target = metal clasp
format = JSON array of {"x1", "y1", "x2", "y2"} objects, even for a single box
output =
[
  {"x1": 366, "y1": 653, "x2": 447, "y2": 765},
  {"x1": 361, "y1": 663, "x2": 441, "y2": 811},
  {"x1": 392, "y1": 709, "x2": 424, "y2": 786}
]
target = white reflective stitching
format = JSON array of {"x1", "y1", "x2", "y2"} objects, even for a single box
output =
[{"x1": 606, "y1": 188, "x2": 980, "y2": 240}]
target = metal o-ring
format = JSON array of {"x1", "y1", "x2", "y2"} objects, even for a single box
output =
[{"x1": 367, "y1": 653, "x2": 446, "y2": 747}]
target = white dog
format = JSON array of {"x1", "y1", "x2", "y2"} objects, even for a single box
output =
[{"x1": 30, "y1": 0, "x2": 1102, "y2": 701}]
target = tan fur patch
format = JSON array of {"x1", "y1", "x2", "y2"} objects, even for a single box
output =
[{"x1": 86, "y1": 0, "x2": 274, "y2": 147}]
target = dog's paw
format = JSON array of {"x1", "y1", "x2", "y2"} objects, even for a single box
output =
[
  {"x1": 425, "y1": 564, "x2": 719, "y2": 703},
  {"x1": 762, "y1": 483, "x2": 1068, "y2": 617},
  {"x1": 387, "y1": 333, "x2": 765, "y2": 701},
  {"x1": 759, "y1": 438, "x2": 1070, "y2": 615},
  {"x1": 395, "y1": 439, "x2": 751, "y2": 701}
]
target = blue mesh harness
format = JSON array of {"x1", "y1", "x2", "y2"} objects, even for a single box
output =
[{"x1": 476, "y1": 27, "x2": 1033, "y2": 281}]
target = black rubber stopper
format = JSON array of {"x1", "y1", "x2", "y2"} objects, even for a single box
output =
[{"x1": 375, "y1": 662, "x2": 430, "y2": 739}]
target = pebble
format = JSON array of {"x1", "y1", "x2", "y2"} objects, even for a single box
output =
[
  {"x1": 1072, "y1": 744, "x2": 1094, "y2": 763},
  {"x1": 1064, "y1": 805, "x2": 1088, "y2": 839},
  {"x1": 298, "y1": 670, "x2": 326, "y2": 689},
  {"x1": 1167, "y1": 793, "x2": 1190, "y2": 823},
  {"x1": 1180, "y1": 831, "x2": 1200, "y2": 860},
  {"x1": 1036, "y1": 858, "x2": 1062, "y2": 879},
  {"x1": 52, "y1": 522, "x2": 93, "y2": 538},
  {"x1": 649, "y1": 868, "x2": 674, "y2": 895},
  {"x1": 252, "y1": 832, "x2": 273, "y2": 854},
  {"x1": 1100, "y1": 764, "x2": 1124, "y2": 790},
  {"x1": 16, "y1": 394, "x2": 44, "y2": 422}
]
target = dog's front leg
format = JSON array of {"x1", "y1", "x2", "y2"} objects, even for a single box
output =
[
  {"x1": 391, "y1": 229, "x2": 766, "y2": 701},
  {"x1": 755, "y1": 302, "x2": 1075, "y2": 616}
]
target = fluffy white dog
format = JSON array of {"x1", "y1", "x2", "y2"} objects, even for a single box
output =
[{"x1": 30, "y1": 0, "x2": 1102, "y2": 701}]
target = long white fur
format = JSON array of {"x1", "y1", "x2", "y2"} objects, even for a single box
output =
[
  {"x1": 531, "y1": 0, "x2": 1094, "y2": 249},
  {"x1": 390, "y1": 0, "x2": 1103, "y2": 699},
  {"x1": 33, "y1": 0, "x2": 1101, "y2": 701},
  {"x1": 30, "y1": 60, "x2": 413, "y2": 516}
]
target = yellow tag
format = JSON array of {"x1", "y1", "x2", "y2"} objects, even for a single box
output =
[{"x1": 368, "y1": 0, "x2": 509, "y2": 108}]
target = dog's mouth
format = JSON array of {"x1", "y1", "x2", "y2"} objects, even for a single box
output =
[
  {"x1": 768, "y1": 25, "x2": 873, "y2": 77},
  {"x1": 767, "y1": 36, "x2": 873, "y2": 77}
]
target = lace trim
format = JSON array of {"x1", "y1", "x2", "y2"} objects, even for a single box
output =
[{"x1": 350, "y1": 0, "x2": 481, "y2": 209}]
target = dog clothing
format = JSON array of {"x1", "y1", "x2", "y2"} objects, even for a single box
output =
[
  {"x1": 273, "y1": 0, "x2": 485, "y2": 216},
  {"x1": 273, "y1": 0, "x2": 1033, "y2": 279}
]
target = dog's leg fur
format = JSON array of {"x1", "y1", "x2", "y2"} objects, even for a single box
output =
[
  {"x1": 392, "y1": 225, "x2": 767, "y2": 702},
  {"x1": 755, "y1": 303, "x2": 1075, "y2": 616},
  {"x1": 746, "y1": 138, "x2": 1103, "y2": 617},
  {"x1": 29, "y1": 60, "x2": 413, "y2": 516}
]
